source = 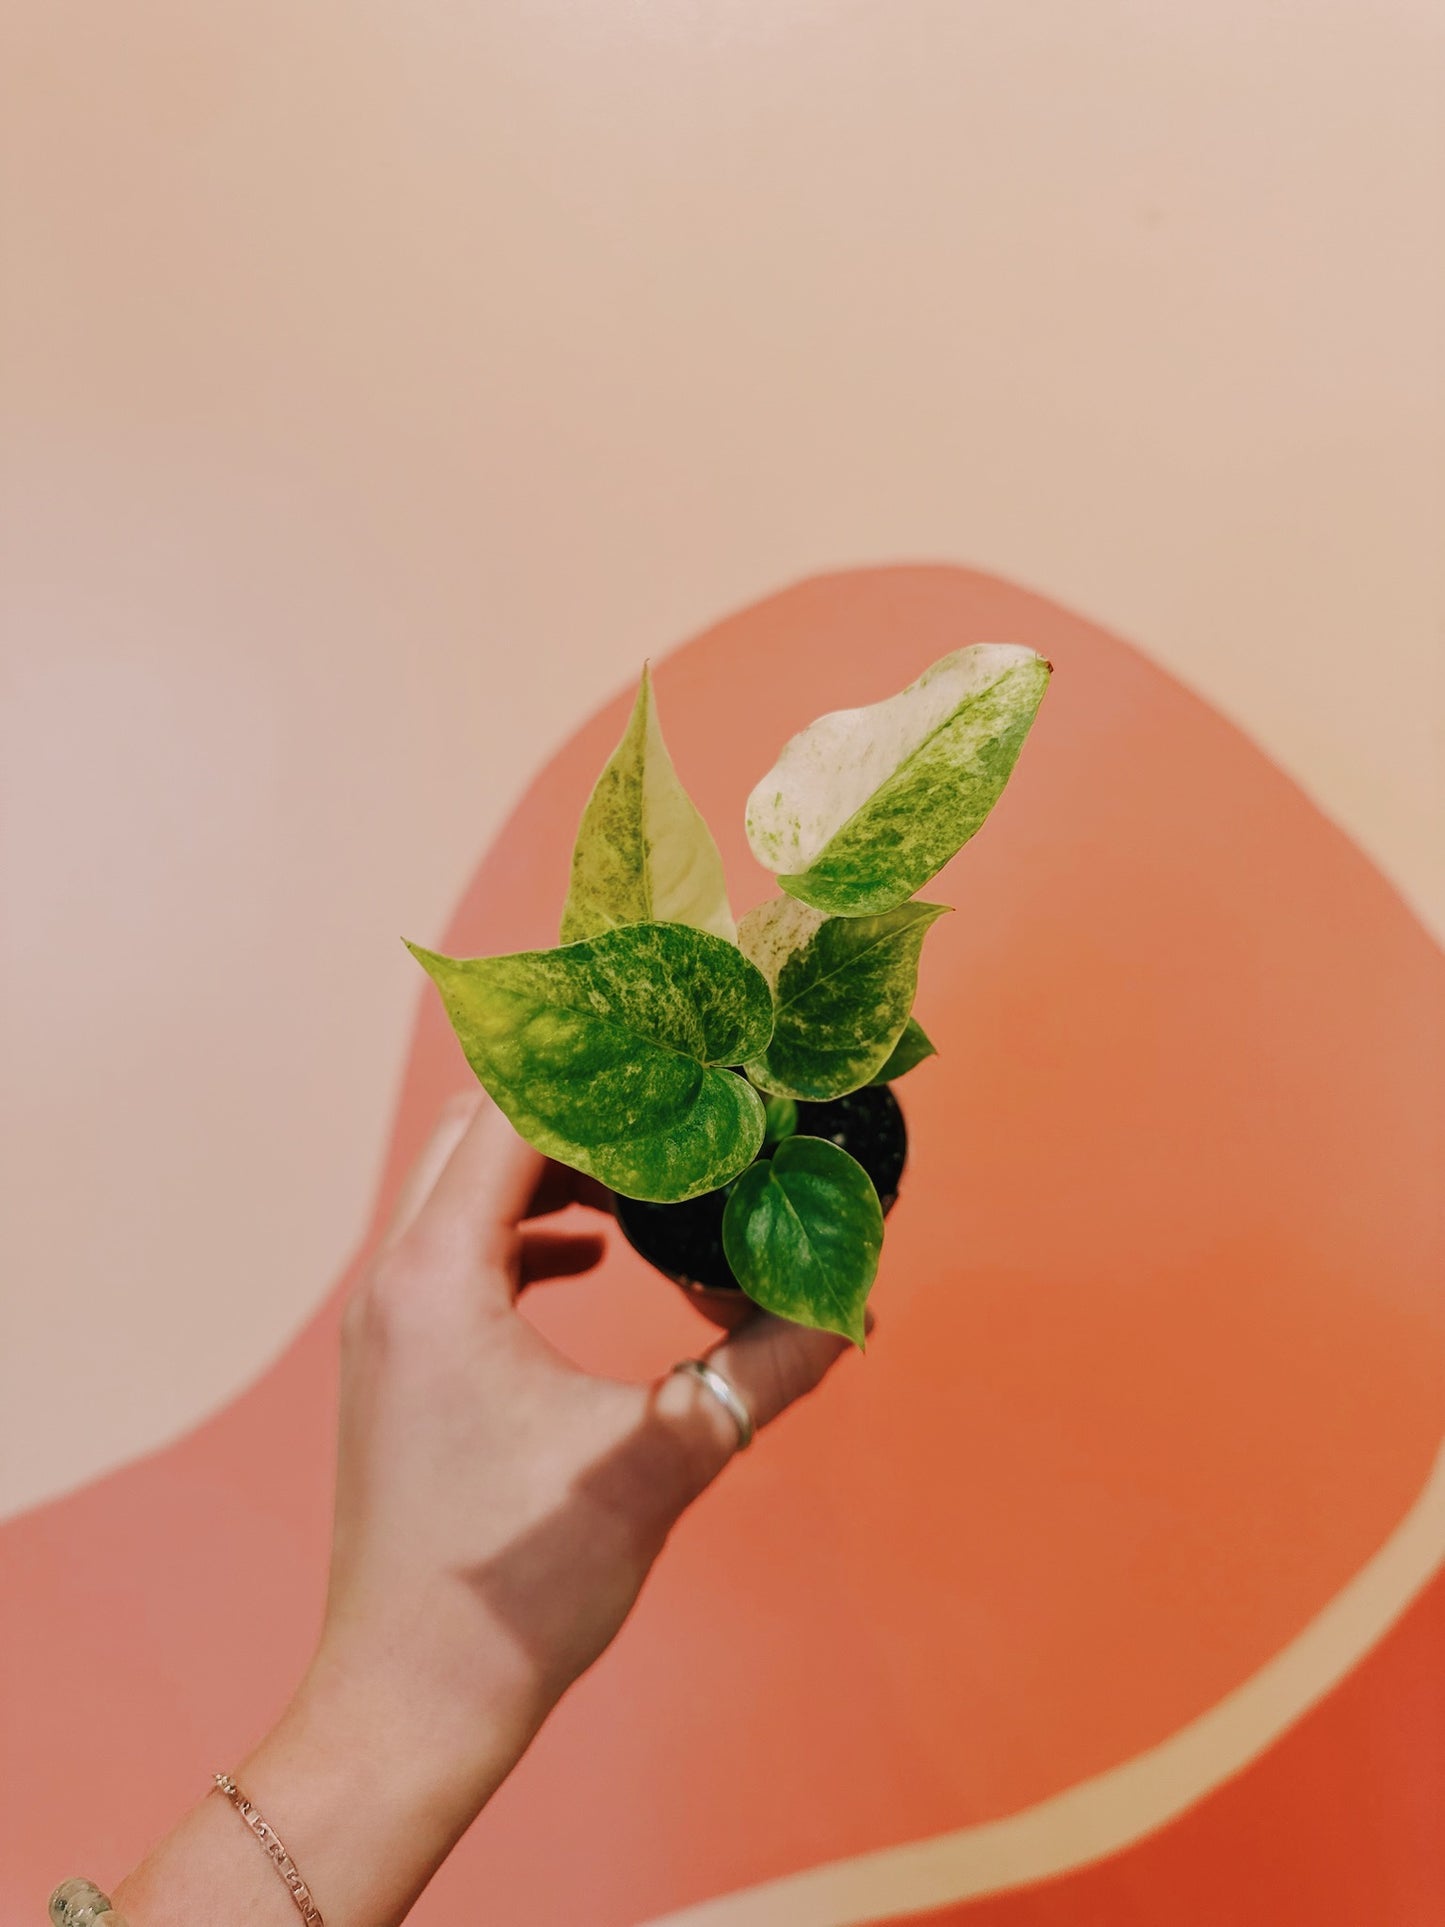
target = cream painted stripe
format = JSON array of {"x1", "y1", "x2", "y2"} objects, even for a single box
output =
[{"x1": 642, "y1": 1437, "x2": 1445, "y2": 1927}]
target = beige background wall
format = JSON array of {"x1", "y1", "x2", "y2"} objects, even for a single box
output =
[{"x1": 3, "y1": 0, "x2": 1442, "y2": 1519}]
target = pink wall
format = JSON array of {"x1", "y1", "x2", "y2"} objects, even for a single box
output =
[{"x1": 3, "y1": 3, "x2": 1442, "y2": 1921}]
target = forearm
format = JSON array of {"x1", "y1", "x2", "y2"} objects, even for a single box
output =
[{"x1": 112, "y1": 1645, "x2": 533, "y2": 1927}]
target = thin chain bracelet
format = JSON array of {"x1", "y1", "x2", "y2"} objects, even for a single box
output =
[
  {"x1": 48, "y1": 1878, "x2": 129, "y2": 1926},
  {"x1": 212, "y1": 1773, "x2": 325, "y2": 1926}
]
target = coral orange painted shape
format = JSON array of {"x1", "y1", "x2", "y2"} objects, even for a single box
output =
[
  {"x1": 3, "y1": 568, "x2": 1442, "y2": 1925},
  {"x1": 902, "y1": 1556, "x2": 1445, "y2": 1924}
]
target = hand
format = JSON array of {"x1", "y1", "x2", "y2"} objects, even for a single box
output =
[
  {"x1": 118, "y1": 1092, "x2": 861, "y2": 1927},
  {"x1": 324, "y1": 1085, "x2": 859, "y2": 1748}
]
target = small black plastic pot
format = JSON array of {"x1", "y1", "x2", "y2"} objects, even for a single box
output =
[{"x1": 611, "y1": 1083, "x2": 908, "y2": 1326}]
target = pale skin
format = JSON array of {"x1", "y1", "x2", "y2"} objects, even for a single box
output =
[{"x1": 112, "y1": 1092, "x2": 863, "y2": 1926}]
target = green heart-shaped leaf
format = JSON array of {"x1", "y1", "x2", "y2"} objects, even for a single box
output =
[
  {"x1": 722, "y1": 1135, "x2": 883, "y2": 1345},
  {"x1": 738, "y1": 896, "x2": 947, "y2": 1100},
  {"x1": 746, "y1": 644, "x2": 1051, "y2": 917},
  {"x1": 407, "y1": 922, "x2": 770, "y2": 1202},
  {"x1": 868, "y1": 1016, "x2": 937, "y2": 1085},
  {"x1": 560, "y1": 664, "x2": 735, "y2": 945}
]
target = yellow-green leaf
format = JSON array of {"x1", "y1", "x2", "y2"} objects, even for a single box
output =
[
  {"x1": 738, "y1": 896, "x2": 947, "y2": 1100},
  {"x1": 746, "y1": 644, "x2": 1051, "y2": 917},
  {"x1": 561, "y1": 664, "x2": 735, "y2": 944},
  {"x1": 406, "y1": 922, "x2": 769, "y2": 1202}
]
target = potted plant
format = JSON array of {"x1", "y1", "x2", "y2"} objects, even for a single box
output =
[{"x1": 408, "y1": 644, "x2": 1050, "y2": 1344}]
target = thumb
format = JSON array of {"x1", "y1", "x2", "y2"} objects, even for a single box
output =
[
  {"x1": 658, "y1": 1307, "x2": 873, "y2": 1479},
  {"x1": 712, "y1": 1312, "x2": 866, "y2": 1432}
]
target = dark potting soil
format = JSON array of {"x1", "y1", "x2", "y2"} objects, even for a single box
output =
[{"x1": 612, "y1": 1083, "x2": 908, "y2": 1296}]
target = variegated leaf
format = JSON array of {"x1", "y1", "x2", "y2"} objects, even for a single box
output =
[
  {"x1": 738, "y1": 895, "x2": 947, "y2": 1100},
  {"x1": 722, "y1": 1135, "x2": 882, "y2": 1345},
  {"x1": 561, "y1": 664, "x2": 735, "y2": 944},
  {"x1": 746, "y1": 644, "x2": 1051, "y2": 916},
  {"x1": 406, "y1": 922, "x2": 768, "y2": 1202}
]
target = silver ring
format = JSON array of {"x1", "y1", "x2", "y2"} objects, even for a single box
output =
[{"x1": 670, "y1": 1357, "x2": 755, "y2": 1451}]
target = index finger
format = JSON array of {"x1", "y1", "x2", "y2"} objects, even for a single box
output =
[
  {"x1": 404, "y1": 1090, "x2": 548, "y2": 1276},
  {"x1": 375, "y1": 1089, "x2": 486, "y2": 1255}
]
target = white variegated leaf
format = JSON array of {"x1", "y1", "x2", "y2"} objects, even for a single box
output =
[{"x1": 746, "y1": 644, "x2": 1051, "y2": 916}]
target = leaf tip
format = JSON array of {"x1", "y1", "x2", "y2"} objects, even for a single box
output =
[
  {"x1": 621, "y1": 660, "x2": 655, "y2": 735},
  {"x1": 402, "y1": 938, "x2": 451, "y2": 985}
]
